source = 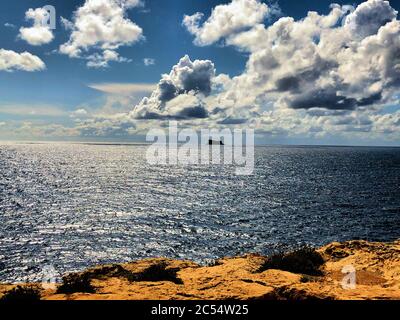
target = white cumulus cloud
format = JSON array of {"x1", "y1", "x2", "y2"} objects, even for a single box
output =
[
  {"x1": 345, "y1": 0, "x2": 398, "y2": 38},
  {"x1": 199, "y1": 0, "x2": 400, "y2": 115},
  {"x1": 183, "y1": 0, "x2": 272, "y2": 46},
  {"x1": 131, "y1": 55, "x2": 216, "y2": 120},
  {"x1": 60, "y1": 0, "x2": 144, "y2": 68},
  {"x1": 19, "y1": 8, "x2": 54, "y2": 46},
  {"x1": 0, "y1": 49, "x2": 45, "y2": 72},
  {"x1": 70, "y1": 0, "x2": 400, "y2": 144}
]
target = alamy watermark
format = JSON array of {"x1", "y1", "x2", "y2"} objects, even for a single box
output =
[
  {"x1": 41, "y1": 264, "x2": 60, "y2": 290},
  {"x1": 41, "y1": 5, "x2": 56, "y2": 29},
  {"x1": 341, "y1": 264, "x2": 356, "y2": 290},
  {"x1": 145, "y1": 121, "x2": 255, "y2": 175}
]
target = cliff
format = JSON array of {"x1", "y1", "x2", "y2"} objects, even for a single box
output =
[{"x1": 1, "y1": 240, "x2": 399, "y2": 300}]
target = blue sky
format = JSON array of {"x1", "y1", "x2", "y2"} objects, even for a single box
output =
[
  {"x1": 0, "y1": 0, "x2": 250, "y2": 109},
  {"x1": 0, "y1": 0, "x2": 399, "y2": 145}
]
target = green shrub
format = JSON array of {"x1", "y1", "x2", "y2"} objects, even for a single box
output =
[
  {"x1": 56, "y1": 273, "x2": 95, "y2": 294},
  {"x1": 258, "y1": 246, "x2": 324, "y2": 276},
  {"x1": 1, "y1": 285, "x2": 41, "y2": 301},
  {"x1": 300, "y1": 274, "x2": 320, "y2": 283},
  {"x1": 56, "y1": 261, "x2": 183, "y2": 294},
  {"x1": 130, "y1": 262, "x2": 183, "y2": 284}
]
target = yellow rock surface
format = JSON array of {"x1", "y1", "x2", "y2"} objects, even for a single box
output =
[{"x1": 1, "y1": 240, "x2": 399, "y2": 300}]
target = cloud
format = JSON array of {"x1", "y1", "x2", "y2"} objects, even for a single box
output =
[
  {"x1": 0, "y1": 121, "x2": 80, "y2": 139},
  {"x1": 60, "y1": 0, "x2": 143, "y2": 68},
  {"x1": 60, "y1": 17, "x2": 74, "y2": 30},
  {"x1": 79, "y1": 82, "x2": 158, "y2": 122},
  {"x1": 70, "y1": 108, "x2": 89, "y2": 119},
  {"x1": 0, "y1": 49, "x2": 45, "y2": 72},
  {"x1": 88, "y1": 82, "x2": 156, "y2": 95},
  {"x1": 289, "y1": 88, "x2": 358, "y2": 110},
  {"x1": 344, "y1": 0, "x2": 398, "y2": 38},
  {"x1": 199, "y1": 0, "x2": 400, "y2": 114},
  {"x1": 131, "y1": 55, "x2": 216, "y2": 119},
  {"x1": 0, "y1": 103, "x2": 66, "y2": 116},
  {"x1": 86, "y1": 49, "x2": 130, "y2": 68},
  {"x1": 135, "y1": 93, "x2": 209, "y2": 120},
  {"x1": 19, "y1": 8, "x2": 54, "y2": 46},
  {"x1": 143, "y1": 58, "x2": 155, "y2": 66},
  {"x1": 183, "y1": 0, "x2": 272, "y2": 46},
  {"x1": 123, "y1": 0, "x2": 398, "y2": 143},
  {"x1": 25, "y1": 0, "x2": 399, "y2": 144},
  {"x1": 217, "y1": 117, "x2": 248, "y2": 125},
  {"x1": 76, "y1": 114, "x2": 137, "y2": 137},
  {"x1": 4, "y1": 23, "x2": 15, "y2": 28}
]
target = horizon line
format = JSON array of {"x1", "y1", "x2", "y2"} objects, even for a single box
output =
[{"x1": 0, "y1": 139, "x2": 399, "y2": 148}]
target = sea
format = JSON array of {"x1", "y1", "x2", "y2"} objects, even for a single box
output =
[{"x1": 0, "y1": 143, "x2": 399, "y2": 282}]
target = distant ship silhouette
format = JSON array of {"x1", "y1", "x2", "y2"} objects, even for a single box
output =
[{"x1": 208, "y1": 139, "x2": 224, "y2": 145}]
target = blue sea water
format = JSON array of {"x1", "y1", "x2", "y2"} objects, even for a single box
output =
[{"x1": 0, "y1": 143, "x2": 399, "y2": 282}]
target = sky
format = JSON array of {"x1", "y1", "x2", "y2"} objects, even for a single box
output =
[{"x1": 0, "y1": 0, "x2": 399, "y2": 145}]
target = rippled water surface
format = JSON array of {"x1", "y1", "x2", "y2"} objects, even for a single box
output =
[{"x1": 1, "y1": 143, "x2": 399, "y2": 282}]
